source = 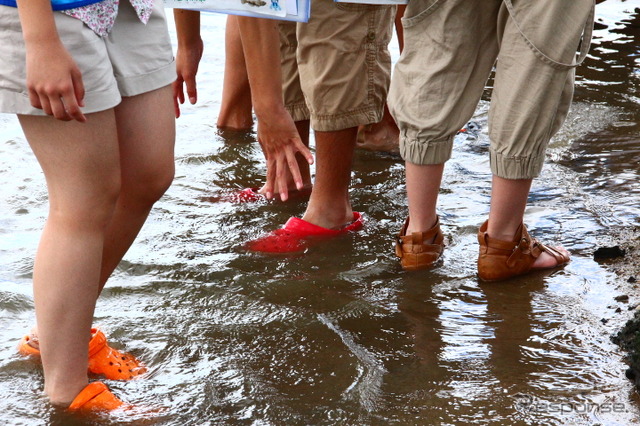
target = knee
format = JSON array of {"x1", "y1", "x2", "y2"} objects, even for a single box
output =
[
  {"x1": 49, "y1": 175, "x2": 121, "y2": 230},
  {"x1": 123, "y1": 160, "x2": 175, "y2": 205}
]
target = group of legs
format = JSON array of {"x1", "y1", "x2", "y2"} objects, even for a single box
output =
[
  {"x1": 391, "y1": 0, "x2": 593, "y2": 280},
  {"x1": 228, "y1": 0, "x2": 593, "y2": 281},
  {"x1": 3, "y1": 0, "x2": 596, "y2": 413}
]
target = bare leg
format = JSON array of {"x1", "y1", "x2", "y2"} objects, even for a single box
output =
[
  {"x1": 487, "y1": 175, "x2": 568, "y2": 268},
  {"x1": 217, "y1": 15, "x2": 254, "y2": 130},
  {"x1": 301, "y1": 127, "x2": 357, "y2": 229},
  {"x1": 404, "y1": 161, "x2": 444, "y2": 235},
  {"x1": 19, "y1": 111, "x2": 121, "y2": 405},
  {"x1": 98, "y1": 85, "x2": 175, "y2": 291},
  {"x1": 23, "y1": 86, "x2": 175, "y2": 402}
]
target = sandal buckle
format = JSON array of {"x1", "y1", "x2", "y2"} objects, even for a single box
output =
[{"x1": 516, "y1": 238, "x2": 531, "y2": 254}]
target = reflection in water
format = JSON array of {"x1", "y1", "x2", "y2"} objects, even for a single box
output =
[{"x1": 0, "y1": 2, "x2": 639, "y2": 424}]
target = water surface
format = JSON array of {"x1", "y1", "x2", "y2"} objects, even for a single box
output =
[{"x1": 1, "y1": 2, "x2": 639, "y2": 424}]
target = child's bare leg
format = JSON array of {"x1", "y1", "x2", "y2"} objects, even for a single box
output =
[
  {"x1": 19, "y1": 110, "x2": 121, "y2": 405},
  {"x1": 488, "y1": 175, "x2": 569, "y2": 269},
  {"x1": 217, "y1": 15, "x2": 254, "y2": 130},
  {"x1": 301, "y1": 127, "x2": 357, "y2": 229},
  {"x1": 98, "y1": 85, "x2": 175, "y2": 290}
]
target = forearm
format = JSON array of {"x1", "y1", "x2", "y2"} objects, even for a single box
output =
[
  {"x1": 236, "y1": 17, "x2": 284, "y2": 116},
  {"x1": 16, "y1": 0, "x2": 60, "y2": 46},
  {"x1": 174, "y1": 9, "x2": 202, "y2": 48}
]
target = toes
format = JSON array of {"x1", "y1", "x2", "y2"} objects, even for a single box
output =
[{"x1": 532, "y1": 246, "x2": 569, "y2": 270}]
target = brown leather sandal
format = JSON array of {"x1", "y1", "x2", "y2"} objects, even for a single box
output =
[
  {"x1": 395, "y1": 216, "x2": 445, "y2": 271},
  {"x1": 477, "y1": 220, "x2": 570, "y2": 282}
]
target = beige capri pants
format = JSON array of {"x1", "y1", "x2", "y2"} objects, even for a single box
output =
[
  {"x1": 388, "y1": 0, "x2": 595, "y2": 179},
  {"x1": 278, "y1": 0, "x2": 396, "y2": 132},
  {"x1": 0, "y1": 1, "x2": 175, "y2": 115}
]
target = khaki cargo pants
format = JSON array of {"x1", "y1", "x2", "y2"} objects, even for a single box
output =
[{"x1": 389, "y1": 0, "x2": 595, "y2": 179}]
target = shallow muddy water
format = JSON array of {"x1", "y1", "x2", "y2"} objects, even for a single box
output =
[{"x1": 1, "y1": 2, "x2": 640, "y2": 425}]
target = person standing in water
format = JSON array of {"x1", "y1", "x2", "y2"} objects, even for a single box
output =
[
  {"x1": 0, "y1": 0, "x2": 175, "y2": 410},
  {"x1": 390, "y1": 0, "x2": 595, "y2": 280}
]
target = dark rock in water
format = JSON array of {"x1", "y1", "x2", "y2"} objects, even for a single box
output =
[
  {"x1": 612, "y1": 310, "x2": 640, "y2": 389},
  {"x1": 615, "y1": 294, "x2": 630, "y2": 303},
  {"x1": 629, "y1": 276, "x2": 637, "y2": 283},
  {"x1": 593, "y1": 21, "x2": 608, "y2": 31},
  {"x1": 626, "y1": 368, "x2": 635, "y2": 381},
  {"x1": 594, "y1": 246, "x2": 626, "y2": 260}
]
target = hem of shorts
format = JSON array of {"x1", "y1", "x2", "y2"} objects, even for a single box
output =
[
  {"x1": 489, "y1": 149, "x2": 544, "y2": 179},
  {"x1": 117, "y1": 59, "x2": 176, "y2": 97},
  {"x1": 286, "y1": 102, "x2": 310, "y2": 123},
  {"x1": 0, "y1": 86, "x2": 121, "y2": 116},
  {"x1": 311, "y1": 106, "x2": 382, "y2": 132},
  {"x1": 400, "y1": 134, "x2": 454, "y2": 165}
]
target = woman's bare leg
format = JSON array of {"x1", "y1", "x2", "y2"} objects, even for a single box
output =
[
  {"x1": 98, "y1": 85, "x2": 175, "y2": 291},
  {"x1": 19, "y1": 110, "x2": 121, "y2": 405}
]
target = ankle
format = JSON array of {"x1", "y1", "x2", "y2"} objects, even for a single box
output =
[
  {"x1": 405, "y1": 216, "x2": 438, "y2": 235},
  {"x1": 45, "y1": 380, "x2": 88, "y2": 407},
  {"x1": 302, "y1": 205, "x2": 353, "y2": 230},
  {"x1": 485, "y1": 219, "x2": 522, "y2": 242}
]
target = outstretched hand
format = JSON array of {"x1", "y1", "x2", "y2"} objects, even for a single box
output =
[
  {"x1": 25, "y1": 40, "x2": 85, "y2": 122},
  {"x1": 173, "y1": 37, "x2": 204, "y2": 118},
  {"x1": 257, "y1": 107, "x2": 313, "y2": 202}
]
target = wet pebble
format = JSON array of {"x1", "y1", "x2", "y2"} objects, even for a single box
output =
[
  {"x1": 615, "y1": 295, "x2": 630, "y2": 303},
  {"x1": 594, "y1": 245, "x2": 626, "y2": 260}
]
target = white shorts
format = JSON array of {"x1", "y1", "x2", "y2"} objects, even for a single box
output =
[{"x1": 0, "y1": 1, "x2": 175, "y2": 115}]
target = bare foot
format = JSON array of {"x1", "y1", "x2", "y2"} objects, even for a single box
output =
[
  {"x1": 531, "y1": 245, "x2": 570, "y2": 270},
  {"x1": 356, "y1": 121, "x2": 399, "y2": 153},
  {"x1": 356, "y1": 106, "x2": 399, "y2": 153}
]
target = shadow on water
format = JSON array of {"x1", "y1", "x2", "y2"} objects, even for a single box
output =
[{"x1": 1, "y1": 2, "x2": 640, "y2": 424}]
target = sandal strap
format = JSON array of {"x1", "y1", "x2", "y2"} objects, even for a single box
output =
[
  {"x1": 396, "y1": 216, "x2": 445, "y2": 270},
  {"x1": 535, "y1": 239, "x2": 570, "y2": 264},
  {"x1": 477, "y1": 220, "x2": 570, "y2": 281}
]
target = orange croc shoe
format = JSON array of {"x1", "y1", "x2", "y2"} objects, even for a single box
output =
[
  {"x1": 17, "y1": 328, "x2": 146, "y2": 380},
  {"x1": 68, "y1": 382, "x2": 125, "y2": 411},
  {"x1": 17, "y1": 334, "x2": 40, "y2": 357}
]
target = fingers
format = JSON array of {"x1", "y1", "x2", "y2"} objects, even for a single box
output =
[
  {"x1": 29, "y1": 80, "x2": 85, "y2": 122},
  {"x1": 276, "y1": 154, "x2": 289, "y2": 202},
  {"x1": 295, "y1": 139, "x2": 314, "y2": 165},
  {"x1": 264, "y1": 156, "x2": 276, "y2": 200},
  {"x1": 185, "y1": 74, "x2": 198, "y2": 105},
  {"x1": 285, "y1": 148, "x2": 304, "y2": 191},
  {"x1": 172, "y1": 80, "x2": 183, "y2": 118},
  {"x1": 71, "y1": 68, "x2": 85, "y2": 108},
  {"x1": 65, "y1": 70, "x2": 86, "y2": 121}
]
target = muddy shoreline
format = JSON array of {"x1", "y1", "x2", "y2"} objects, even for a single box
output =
[{"x1": 605, "y1": 227, "x2": 640, "y2": 388}]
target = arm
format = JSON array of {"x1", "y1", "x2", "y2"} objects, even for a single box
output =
[
  {"x1": 173, "y1": 9, "x2": 204, "y2": 118},
  {"x1": 236, "y1": 17, "x2": 313, "y2": 201},
  {"x1": 16, "y1": 0, "x2": 85, "y2": 122}
]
